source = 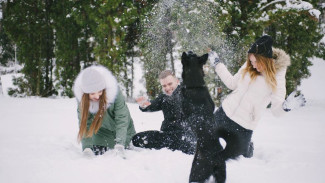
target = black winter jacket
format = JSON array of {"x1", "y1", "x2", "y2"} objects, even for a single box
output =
[{"x1": 140, "y1": 85, "x2": 187, "y2": 132}]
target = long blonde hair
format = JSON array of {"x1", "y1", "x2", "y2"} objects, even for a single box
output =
[
  {"x1": 77, "y1": 90, "x2": 107, "y2": 142},
  {"x1": 242, "y1": 53, "x2": 277, "y2": 92}
]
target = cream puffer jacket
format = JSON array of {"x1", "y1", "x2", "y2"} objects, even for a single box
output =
[{"x1": 215, "y1": 48, "x2": 291, "y2": 130}]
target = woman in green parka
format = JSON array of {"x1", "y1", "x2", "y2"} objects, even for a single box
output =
[{"x1": 73, "y1": 65, "x2": 136, "y2": 156}]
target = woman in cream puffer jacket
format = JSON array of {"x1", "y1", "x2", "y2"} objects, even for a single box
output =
[
  {"x1": 216, "y1": 46, "x2": 290, "y2": 130},
  {"x1": 196, "y1": 35, "x2": 292, "y2": 183},
  {"x1": 183, "y1": 36, "x2": 299, "y2": 183}
]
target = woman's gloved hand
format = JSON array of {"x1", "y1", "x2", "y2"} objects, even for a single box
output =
[
  {"x1": 282, "y1": 91, "x2": 306, "y2": 112},
  {"x1": 114, "y1": 144, "x2": 126, "y2": 159},
  {"x1": 208, "y1": 51, "x2": 221, "y2": 67}
]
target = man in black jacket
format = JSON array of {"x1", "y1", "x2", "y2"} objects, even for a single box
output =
[{"x1": 132, "y1": 70, "x2": 196, "y2": 154}]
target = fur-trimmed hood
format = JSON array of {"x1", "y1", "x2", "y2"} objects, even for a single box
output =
[
  {"x1": 73, "y1": 65, "x2": 119, "y2": 112},
  {"x1": 273, "y1": 47, "x2": 291, "y2": 71}
]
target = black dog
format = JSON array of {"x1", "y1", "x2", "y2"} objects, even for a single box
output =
[{"x1": 181, "y1": 51, "x2": 226, "y2": 183}]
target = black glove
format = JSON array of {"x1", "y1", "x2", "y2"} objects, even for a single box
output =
[{"x1": 282, "y1": 91, "x2": 306, "y2": 112}]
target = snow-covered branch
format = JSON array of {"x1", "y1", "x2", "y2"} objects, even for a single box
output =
[
  {"x1": 259, "y1": 0, "x2": 321, "y2": 19},
  {"x1": 259, "y1": 0, "x2": 285, "y2": 11}
]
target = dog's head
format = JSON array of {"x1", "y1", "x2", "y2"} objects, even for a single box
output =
[{"x1": 181, "y1": 51, "x2": 209, "y2": 87}]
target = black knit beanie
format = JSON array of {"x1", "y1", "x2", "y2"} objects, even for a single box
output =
[{"x1": 248, "y1": 35, "x2": 273, "y2": 58}]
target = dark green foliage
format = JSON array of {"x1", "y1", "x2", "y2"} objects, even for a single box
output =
[
  {"x1": 264, "y1": 7, "x2": 323, "y2": 95},
  {"x1": 70, "y1": 0, "x2": 155, "y2": 98},
  {"x1": 2, "y1": 0, "x2": 56, "y2": 97},
  {"x1": 52, "y1": 0, "x2": 92, "y2": 97},
  {"x1": 0, "y1": 17, "x2": 14, "y2": 66},
  {"x1": 315, "y1": 1, "x2": 325, "y2": 61},
  {"x1": 8, "y1": 76, "x2": 31, "y2": 97},
  {"x1": 1, "y1": 0, "x2": 156, "y2": 97},
  {"x1": 0, "y1": 0, "x2": 323, "y2": 100}
]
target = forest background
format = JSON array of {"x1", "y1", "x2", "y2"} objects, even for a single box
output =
[{"x1": 0, "y1": 0, "x2": 324, "y2": 105}]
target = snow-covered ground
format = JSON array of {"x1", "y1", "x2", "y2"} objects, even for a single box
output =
[{"x1": 0, "y1": 58, "x2": 325, "y2": 183}]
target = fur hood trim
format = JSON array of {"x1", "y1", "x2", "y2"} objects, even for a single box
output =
[
  {"x1": 73, "y1": 65, "x2": 119, "y2": 109},
  {"x1": 273, "y1": 47, "x2": 291, "y2": 71}
]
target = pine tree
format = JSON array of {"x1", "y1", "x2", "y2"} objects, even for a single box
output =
[
  {"x1": 257, "y1": 0, "x2": 323, "y2": 94},
  {"x1": 315, "y1": 0, "x2": 325, "y2": 61},
  {"x1": 53, "y1": 0, "x2": 95, "y2": 97},
  {"x1": 0, "y1": 12, "x2": 14, "y2": 66},
  {"x1": 2, "y1": 0, "x2": 56, "y2": 97}
]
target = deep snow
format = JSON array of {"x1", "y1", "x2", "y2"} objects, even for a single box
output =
[{"x1": 0, "y1": 58, "x2": 325, "y2": 183}]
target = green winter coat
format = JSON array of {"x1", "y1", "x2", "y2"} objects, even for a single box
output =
[
  {"x1": 73, "y1": 65, "x2": 136, "y2": 151},
  {"x1": 77, "y1": 90, "x2": 136, "y2": 150}
]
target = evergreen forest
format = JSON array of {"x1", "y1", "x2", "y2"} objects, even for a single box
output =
[{"x1": 0, "y1": 0, "x2": 324, "y2": 105}]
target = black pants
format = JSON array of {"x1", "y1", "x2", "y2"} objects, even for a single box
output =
[
  {"x1": 132, "y1": 130, "x2": 196, "y2": 155},
  {"x1": 189, "y1": 107, "x2": 253, "y2": 183}
]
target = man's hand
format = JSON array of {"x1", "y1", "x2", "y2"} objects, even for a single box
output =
[
  {"x1": 282, "y1": 91, "x2": 306, "y2": 112},
  {"x1": 136, "y1": 96, "x2": 151, "y2": 108}
]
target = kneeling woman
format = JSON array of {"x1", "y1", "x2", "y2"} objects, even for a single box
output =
[{"x1": 73, "y1": 65, "x2": 136, "y2": 156}]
